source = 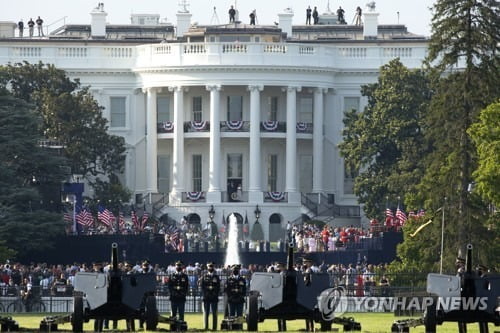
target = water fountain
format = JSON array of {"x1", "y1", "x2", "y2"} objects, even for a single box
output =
[{"x1": 224, "y1": 213, "x2": 241, "y2": 267}]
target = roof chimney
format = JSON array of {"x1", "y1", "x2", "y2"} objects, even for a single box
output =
[
  {"x1": 278, "y1": 8, "x2": 294, "y2": 38},
  {"x1": 90, "y1": 3, "x2": 107, "y2": 38},
  {"x1": 176, "y1": 11, "x2": 192, "y2": 38},
  {"x1": 363, "y1": 2, "x2": 379, "y2": 39}
]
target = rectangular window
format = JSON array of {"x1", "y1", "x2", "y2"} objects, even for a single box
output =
[
  {"x1": 268, "y1": 154, "x2": 277, "y2": 191},
  {"x1": 344, "y1": 97, "x2": 360, "y2": 112},
  {"x1": 268, "y1": 96, "x2": 278, "y2": 121},
  {"x1": 192, "y1": 96, "x2": 202, "y2": 122},
  {"x1": 110, "y1": 97, "x2": 126, "y2": 127},
  {"x1": 192, "y1": 154, "x2": 202, "y2": 192},
  {"x1": 157, "y1": 155, "x2": 170, "y2": 194},
  {"x1": 298, "y1": 96, "x2": 313, "y2": 122},
  {"x1": 227, "y1": 96, "x2": 243, "y2": 121},
  {"x1": 157, "y1": 96, "x2": 170, "y2": 122},
  {"x1": 227, "y1": 153, "x2": 242, "y2": 178}
]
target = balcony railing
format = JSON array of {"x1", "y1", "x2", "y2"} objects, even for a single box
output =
[
  {"x1": 157, "y1": 121, "x2": 174, "y2": 133},
  {"x1": 260, "y1": 120, "x2": 285, "y2": 133},
  {"x1": 220, "y1": 120, "x2": 250, "y2": 132},
  {"x1": 181, "y1": 191, "x2": 206, "y2": 203},
  {"x1": 264, "y1": 191, "x2": 288, "y2": 203},
  {"x1": 184, "y1": 121, "x2": 210, "y2": 132},
  {"x1": 222, "y1": 190, "x2": 248, "y2": 202}
]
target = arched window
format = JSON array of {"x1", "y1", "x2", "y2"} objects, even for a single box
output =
[{"x1": 269, "y1": 213, "x2": 282, "y2": 224}]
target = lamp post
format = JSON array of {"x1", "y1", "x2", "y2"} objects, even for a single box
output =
[
  {"x1": 254, "y1": 205, "x2": 261, "y2": 221},
  {"x1": 208, "y1": 205, "x2": 215, "y2": 222}
]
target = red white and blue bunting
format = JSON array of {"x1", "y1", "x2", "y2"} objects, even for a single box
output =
[
  {"x1": 262, "y1": 120, "x2": 278, "y2": 131},
  {"x1": 186, "y1": 191, "x2": 203, "y2": 201},
  {"x1": 226, "y1": 120, "x2": 243, "y2": 130},
  {"x1": 296, "y1": 122, "x2": 308, "y2": 132},
  {"x1": 268, "y1": 191, "x2": 286, "y2": 202},
  {"x1": 162, "y1": 121, "x2": 174, "y2": 131},
  {"x1": 191, "y1": 121, "x2": 207, "y2": 131}
]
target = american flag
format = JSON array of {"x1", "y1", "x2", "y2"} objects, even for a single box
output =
[
  {"x1": 98, "y1": 206, "x2": 114, "y2": 227},
  {"x1": 63, "y1": 210, "x2": 73, "y2": 223},
  {"x1": 76, "y1": 208, "x2": 94, "y2": 227},
  {"x1": 141, "y1": 212, "x2": 149, "y2": 230},
  {"x1": 417, "y1": 209, "x2": 426, "y2": 217},
  {"x1": 131, "y1": 209, "x2": 139, "y2": 229},
  {"x1": 396, "y1": 208, "x2": 407, "y2": 224},
  {"x1": 165, "y1": 225, "x2": 180, "y2": 250},
  {"x1": 385, "y1": 208, "x2": 394, "y2": 218},
  {"x1": 118, "y1": 211, "x2": 126, "y2": 230}
]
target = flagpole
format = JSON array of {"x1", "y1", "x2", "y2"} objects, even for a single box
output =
[{"x1": 440, "y1": 197, "x2": 447, "y2": 274}]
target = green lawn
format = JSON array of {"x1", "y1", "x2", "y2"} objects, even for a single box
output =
[{"x1": 4, "y1": 312, "x2": 497, "y2": 332}]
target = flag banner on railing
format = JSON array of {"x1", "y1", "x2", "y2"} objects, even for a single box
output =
[
  {"x1": 226, "y1": 120, "x2": 243, "y2": 130},
  {"x1": 262, "y1": 120, "x2": 278, "y2": 131},
  {"x1": 162, "y1": 121, "x2": 174, "y2": 131},
  {"x1": 268, "y1": 191, "x2": 286, "y2": 201},
  {"x1": 190, "y1": 120, "x2": 207, "y2": 131},
  {"x1": 296, "y1": 122, "x2": 308, "y2": 132},
  {"x1": 186, "y1": 191, "x2": 203, "y2": 201}
]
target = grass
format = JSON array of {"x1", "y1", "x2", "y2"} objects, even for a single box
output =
[{"x1": 3, "y1": 312, "x2": 497, "y2": 332}]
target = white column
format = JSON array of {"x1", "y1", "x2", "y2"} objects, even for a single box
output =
[
  {"x1": 145, "y1": 87, "x2": 158, "y2": 194},
  {"x1": 169, "y1": 86, "x2": 185, "y2": 203},
  {"x1": 248, "y1": 85, "x2": 264, "y2": 202},
  {"x1": 312, "y1": 88, "x2": 326, "y2": 193},
  {"x1": 284, "y1": 86, "x2": 301, "y2": 194},
  {"x1": 206, "y1": 85, "x2": 222, "y2": 202}
]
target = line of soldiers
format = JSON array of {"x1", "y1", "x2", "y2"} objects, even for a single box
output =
[{"x1": 167, "y1": 260, "x2": 246, "y2": 331}]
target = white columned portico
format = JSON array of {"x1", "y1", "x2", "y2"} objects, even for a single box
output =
[
  {"x1": 284, "y1": 86, "x2": 301, "y2": 203},
  {"x1": 145, "y1": 87, "x2": 158, "y2": 194},
  {"x1": 206, "y1": 85, "x2": 222, "y2": 203},
  {"x1": 248, "y1": 85, "x2": 264, "y2": 202},
  {"x1": 169, "y1": 86, "x2": 186, "y2": 204},
  {"x1": 312, "y1": 87, "x2": 326, "y2": 193}
]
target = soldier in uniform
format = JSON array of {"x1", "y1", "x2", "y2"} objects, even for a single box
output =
[
  {"x1": 168, "y1": 261, "x2": 189, "y2": 321},
  {"x1": 225, "y1": 264, "x2": 246, "y2": 318},
  {"x1": 200, "y1": 262, "x2": 221, "y2": 330}
]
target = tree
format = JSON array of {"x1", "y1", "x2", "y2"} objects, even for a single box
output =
[
  {"x1": 0, "y1": 62, "x2": 128, "y2": 190},
  {"x1": 0, "y1": 94, "x2": 67, "y2": 259},
  {"x1": 468, "y1": 101, "x2": 500, "y2": 207},
  {"x1": 421, "y1": 0, "x2": 500, "y2": 249},
  {"x1": 338, "y1": 59, "x2": 431, "y2": 219}
]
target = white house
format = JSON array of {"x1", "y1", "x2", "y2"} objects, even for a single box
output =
[{"x1": 0, "y1": 3, "x2": 429, "y2": 240}]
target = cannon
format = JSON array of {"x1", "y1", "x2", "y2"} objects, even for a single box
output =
[
  {"x1": 70, "y1": 243, "x2": 158, "y2": 332},
  {"x1": 246, "y1": 244, "x2": 361, "y2": 331},
  {"x1": 424, "y1": 244, "x2": 500, "y2": 333}
]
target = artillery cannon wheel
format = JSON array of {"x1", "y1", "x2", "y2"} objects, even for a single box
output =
[
  {"x1": 145, "y1": 295, "x2": 158, "y2": 331},
  {"x1": 72, "y1": 295, "x2": 84, "y2": 332},
  {"x1": 424, "y1": 302, "x2": 437, "y2": 333},
  {"x1": 247, "y1": 292, "x2": 259, "y2": 331}
]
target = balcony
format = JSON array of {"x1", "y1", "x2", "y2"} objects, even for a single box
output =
[{"x1": 184, "y1": 121, "x2": 210, "y2": 132}]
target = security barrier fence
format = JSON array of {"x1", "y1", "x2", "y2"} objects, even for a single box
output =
[{"x1": 0, "y1": 272, "x2": 430, "y2": 314}]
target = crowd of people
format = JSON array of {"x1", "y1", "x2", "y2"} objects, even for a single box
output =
[
  {"x1": 0, "y1": 257, "x2": 395, "y2": 329},
  {"x1": 17, "y1": 16, "x2": 44, "y2": 38}
]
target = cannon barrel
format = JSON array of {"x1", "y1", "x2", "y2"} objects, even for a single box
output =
[
  {"x1": 465, "y1": 244, "x2": 473, "y2": 274},
  {"x1": 111, "y1": 243, "x2": 119, "y2": 272}
]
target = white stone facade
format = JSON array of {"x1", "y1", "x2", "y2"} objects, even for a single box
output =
[{"x1": 0, "y1": 9, "x2": 429, "y2": 240}]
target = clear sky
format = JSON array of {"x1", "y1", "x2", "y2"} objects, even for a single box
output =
[{"x1": 2, "y1": 0, "x2": 436, "y2": 36}]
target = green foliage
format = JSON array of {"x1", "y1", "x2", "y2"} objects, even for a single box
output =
[
  {"x1": 338, "y1": 59, "x2": 430, "y2": 219},
  {"x1": 468, "y1": 101, "x2": 500, "y2": 207},
  {"x1": 0, "y1": 95, "x2": 67, "y2": 259},
  {"x1": 0, "y1": 62, "x2": 127, "y2": 188}
]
